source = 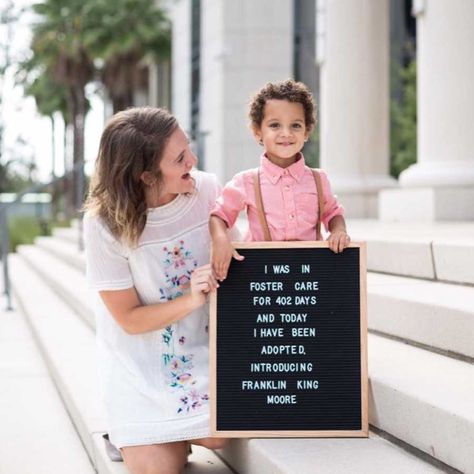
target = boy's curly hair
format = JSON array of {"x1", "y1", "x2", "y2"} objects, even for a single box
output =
[{"x1": 249, "y1": 79, "x2": 316, "y2": 131}]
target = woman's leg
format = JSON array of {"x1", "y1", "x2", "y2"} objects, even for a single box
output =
[
  {"x1": 191, "y1": 437, "x2": 230, "y2": 450},
  {"x1": 121, "y1": 441, "x2": 189, "y2": 474}
]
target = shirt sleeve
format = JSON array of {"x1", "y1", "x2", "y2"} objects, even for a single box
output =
[
  {"x1": 210, "y1": 172, "x2": 248, "y2": 228},
  {"x1": 83, "y1": 214, "x2": 134, "y2": 291},
  {"x1": 204, "y1": 172, "x2": 223, "y2": 208},
  {"x1": 319, "y1": 170, "x2": 345, "y2": 232}
]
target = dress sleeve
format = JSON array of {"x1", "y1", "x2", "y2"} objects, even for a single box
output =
[
  {"x1": 210, "y1": 172, "x2": 248, "y2": 228},
  {"x1": 83, "y1": 214, "x2": 134, "y2": 291},
  {"x1": 319, "y1": 170, "x2": 345, "y2": 232},
  {"x1": 205, "y1": 172, "x2": 223, "y2": 208}
]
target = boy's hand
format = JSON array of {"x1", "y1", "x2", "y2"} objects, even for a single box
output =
[
  {"x1": 211, "y1": 236, "x2": 244, "y2": 281},
  {"x1": 327, "y1": 230, "x2": 351, "y2": 254},
  {"x1": 189, "y1": 264, "x2": 219, "y2": 308}
]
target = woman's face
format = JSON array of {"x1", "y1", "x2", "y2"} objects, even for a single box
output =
[{"x1": 154, "y1": 127, "x2": 197, "y2": 206}]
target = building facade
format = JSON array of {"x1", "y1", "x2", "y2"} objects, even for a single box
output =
[{"x1": 169, "y1": 0, "x2": 474, "y2": 220}]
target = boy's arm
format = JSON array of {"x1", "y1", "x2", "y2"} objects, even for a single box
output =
[
  {"x1": 327, "y1": 215, "x2": 351, "y2": 253},
  {"x1": 209, "y1": 215, "x2": 244, "y2": 281}
]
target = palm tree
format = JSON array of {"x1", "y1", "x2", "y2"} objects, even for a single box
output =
[
  {"x1": 83, "y1": 0, "x2": 171, "y2": 113},
  {"x1": 19, "y1": 62, "x2": 88, "y2": 218},
  {"x1": 31, "y1": 0, "x2": 95, "y2": 214}
]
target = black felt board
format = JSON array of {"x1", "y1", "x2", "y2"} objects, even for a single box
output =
[{"x1": 211, "y1": 243, "x2": 367, "y2": 436}]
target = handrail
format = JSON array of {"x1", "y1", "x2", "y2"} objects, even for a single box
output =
[{"x1": 1, "y1": 161, "x2": 86, "y2": 310}]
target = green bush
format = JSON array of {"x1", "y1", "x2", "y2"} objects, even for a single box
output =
[
  {"x1": 390, "y1": 60, "x2": 417, "y2": 178},
  {"x1": 7, "y1": 216, "x2": 50, "y2": 252}
]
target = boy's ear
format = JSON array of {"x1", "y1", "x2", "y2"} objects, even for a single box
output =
[
  {"x1": 140, "y1": 171, "x2": 157, "y2": 187},
  {"x1": 252, "y1": 125, "x2": 262, "y2": 144}
]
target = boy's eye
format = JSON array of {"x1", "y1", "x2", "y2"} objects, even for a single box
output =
[
  {"x1": 292, "y1": 123, "x2": 303, "y2": 129},
  {"x1": 269, "y1": 123, "x2": 280, "y2": 128}
]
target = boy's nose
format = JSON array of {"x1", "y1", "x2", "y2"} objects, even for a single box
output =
[{"x1": 281, "y1": 125, "x2": 294, "y2": 134}]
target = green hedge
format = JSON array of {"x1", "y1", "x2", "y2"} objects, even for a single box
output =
[{"x1": 7, "y1": 216, "x2": 50, "y2": 252}]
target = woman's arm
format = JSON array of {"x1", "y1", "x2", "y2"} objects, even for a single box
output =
[{"x1": 100, "y1": 264, "x2": 218, "y2": 335}]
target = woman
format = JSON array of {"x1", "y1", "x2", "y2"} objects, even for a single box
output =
[{"x1": 84, "y1": 107, "x2": 228, "y2": 474}]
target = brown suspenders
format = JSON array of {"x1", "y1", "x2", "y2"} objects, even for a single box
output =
[
  {"x1": 252, "y1": 167, "x2": 325, "y2": 241},
  {"x1": 252, "y1": 169, "x2": 272, "y2": 241}
]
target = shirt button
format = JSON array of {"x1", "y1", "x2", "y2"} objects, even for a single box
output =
[
  {"x1": 285, "y1": 185, "x2": 290, "y2": 190},
  {"x1": 289, "y1": 214, "x2": 294, "y2": 219},
  {"x1": 283, "y1": 170, "x2": 288, "y2": 175}
]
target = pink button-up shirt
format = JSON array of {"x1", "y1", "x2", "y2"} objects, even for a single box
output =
[{"x1": 211, "y1": 154, "x2": 344, "y2": 241}]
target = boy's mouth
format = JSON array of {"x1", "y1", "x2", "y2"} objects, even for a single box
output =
[{"x1": 181, "y1": 172, "x2": 191, "y2": 180}]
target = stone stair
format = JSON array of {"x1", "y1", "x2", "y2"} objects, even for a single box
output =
[
  {"x1": 0, "y1": 293, "x2": 96, "y2": 474},
  {"x1": 8, "y1": 231, "x2": 233, "y2": 474},
  {"x1": 8, "y1": 220, "x2": 474, "y2": 473}
]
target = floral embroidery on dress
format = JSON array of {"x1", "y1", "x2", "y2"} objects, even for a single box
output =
[
  {"x1": 159, "y1": 241, "x2": 208, "y2": 414},
  {"x1": 179, "y1": 390, "x2": 210, "y2": 414},
  {"x1": 162, "y1": 328, "x2": 209, "y2": 414},
  {"x1": 159, "y1": 240, "x2": 198, "y2": 301}
]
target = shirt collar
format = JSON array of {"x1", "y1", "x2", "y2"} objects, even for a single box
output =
[{"x1": 260, "y1": 152, "x2": 306, "y2": 184}]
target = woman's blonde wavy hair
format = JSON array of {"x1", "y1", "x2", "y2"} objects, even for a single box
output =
[{"x1": 84, "y1": 107, "x2": 178, "y2": 246}]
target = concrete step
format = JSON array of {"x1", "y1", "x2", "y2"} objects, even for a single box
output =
[
  {"x1": 219, "y1": 435, "x2": 446, "y2": 474},
  {"x1": 368, "y1": 272, "x2": 474, "y2": 360},
  {"x1": 348, "y1": 219, "x2": 474, "y2": 285},
  {"x1": 12, "y1": 247, "x2": 459, "y2": 473},
  {"x1": 10, "y1": 253, "x2": 108, "y2": 467},
  {"x1": 35, "y1": 235, "x2": 85, "y2": 272},
  {"x1": 52, "y1": 225, "x2": 81, "y2": 245},
  {"x1": 9, "y1": 254, "x2": 232, "y2": 474},
  {"x1": 220, "y1": 334, "x2": 474, "y2": 474},
  {"x1": 26, "y1": 235, "x2": 474, "y2": 360},
  {"x1": 16, "y1": 244, "x2": 94, "y2": 329},
  {"x1": 18, "y1": 240, "x2": 474, "y2": 470},
  {"x1": 369, "y1": 333, "x2": 474, "y2": 474},
  {"x1": 0, "y1": 293, "x2": 95, "y2": 474}
]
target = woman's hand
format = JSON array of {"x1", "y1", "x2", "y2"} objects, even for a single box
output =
[
  {"x1": 327, "y1": 229, "x2": 351, "y2": 253},
  {"x1": 211, "y1": 236, "x2": 244, "y2": 281},
  {"x1": 189, "y1": 264, "x2": 220, "y2": 307}
]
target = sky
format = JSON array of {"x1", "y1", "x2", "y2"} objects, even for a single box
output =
[{"x1": 0, "y1": 0, "x2": 103, "y2": 183}]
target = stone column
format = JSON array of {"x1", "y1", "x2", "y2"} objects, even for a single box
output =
[
  {"x1": 170, "y1": 0, "x2": 192, "y2": 133},
  {"x1": 318, "y1": 0, "x2": 395, "y2": 218},
  {"x1": 201, "y1": 0, "x2": 294, "y2": 183},
  {"x1": 380, "y1": 0, "x2": 474, "y2": 221}
]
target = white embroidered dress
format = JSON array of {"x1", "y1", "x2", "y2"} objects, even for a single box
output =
[{"x1": 84, "y1": 171, "x2": 219, "y2": 448}]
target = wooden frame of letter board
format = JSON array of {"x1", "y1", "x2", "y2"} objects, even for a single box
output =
[{"x1": 210, "y1": 241, "x2": 368, "y2": 438}]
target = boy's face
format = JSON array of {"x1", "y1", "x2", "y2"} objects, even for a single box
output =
[{"x1": 253, "y1": 99, "x2": 310, "y2": 168}]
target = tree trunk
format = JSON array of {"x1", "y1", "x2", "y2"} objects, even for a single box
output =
[
  {"x1": 64, "y1": 90, "x2": 77, "y2": 219},
  {"x1": 112, "y1": 89, "x2": 134, "y2": 114},
  {"x1": 73, "y1": 85, "x2": 87, "y2": 213},
  {"x1": 50, "y1": 115, "x2": 60, "y2": 220}
]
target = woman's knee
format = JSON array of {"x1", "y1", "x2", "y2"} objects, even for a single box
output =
[
  {"x1": 193, "y1": 437, "x2": 230, "y2": 450},
  {"x1": 122, "y1": 442, "x2": 188, "y2": 474}
]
